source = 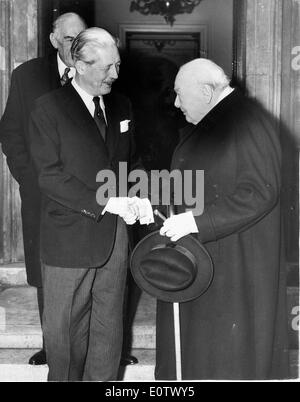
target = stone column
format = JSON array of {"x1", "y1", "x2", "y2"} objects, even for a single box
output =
[
  {"x1": 0, "y1": 0, "x2": 38, "y2": 265},
  {"x1": 234, "y1": 0, "x2": 299, "y2": 265},
  {"x1": 280, "y1": 0, "x2": 300, "y2": 263},
  {"x1": 245, "y1": 0, "x2": 283, "y2": 117}
]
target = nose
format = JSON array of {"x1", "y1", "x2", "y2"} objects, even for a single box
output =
[
  {"x1": 110, "y1": 65, "x2": 119, "y2": 80},
  {"x1": 174, "y1": 95, "x2": 180, "y2": 108}
]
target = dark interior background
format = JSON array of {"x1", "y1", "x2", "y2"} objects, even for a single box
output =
[{"x1": 36, "y1": 0, "x2": 298, "y2": 283}]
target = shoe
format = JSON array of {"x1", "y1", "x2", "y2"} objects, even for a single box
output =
[
  {"x1": 28, "y1": 349, "x2": 47, "y2": 365},
  {"x1": 120, "y1": 354, "x2": 138, "y2": 366}
]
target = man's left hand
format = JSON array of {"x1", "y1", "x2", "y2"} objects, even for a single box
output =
[{"x1": 160, "y1": 211, "x2": 199, "y2": 242}]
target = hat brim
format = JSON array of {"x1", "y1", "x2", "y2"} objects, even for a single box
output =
[{"x1": 130, "y1": 231, "x2": 214, "y2": 303}]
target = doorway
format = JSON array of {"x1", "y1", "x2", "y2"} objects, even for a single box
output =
[{"x1": 37, "y1": 0, "x2": 95, "y2": 57}]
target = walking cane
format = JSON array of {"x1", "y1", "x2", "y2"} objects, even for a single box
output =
[{"x1": 154, "y1": 207, "x2": 183, "y2": 381}]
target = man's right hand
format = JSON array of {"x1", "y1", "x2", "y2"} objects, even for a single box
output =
[
  {"x1": 102, "y1": 197, "x2": 154, "y2": 226},
  {"x1": 102, "y1": 197, "x2": 136, "y2": 219}
]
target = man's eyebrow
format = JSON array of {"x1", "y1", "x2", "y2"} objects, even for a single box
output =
[{"x1": 64, "y1": 35, "x2": 75, "y2": 40}]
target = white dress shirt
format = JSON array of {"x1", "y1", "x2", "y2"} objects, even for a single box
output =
[
  {"x1": 71, "y1": 78, "x2": 107, "y2": 123},
  {"x1": 57, "y1": 53, "x2": 76, "y2": 80}
]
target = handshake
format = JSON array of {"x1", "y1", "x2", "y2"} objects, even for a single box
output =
[{"x1": 102, "y1": 197, "x2": 154, "y2": 226}]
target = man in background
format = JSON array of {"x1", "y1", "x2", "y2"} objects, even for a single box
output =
[{"x1": 0, "y1": 12, "x2": 87, "y2": 366}]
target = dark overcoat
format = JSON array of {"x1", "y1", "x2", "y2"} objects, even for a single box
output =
[
  {"x1": 0, "y1": 54, "x2": 61, "y2": 286},
  {"x1": 29, "y1": 82, "x2": 139, "y2": 268},
  {"x1": 156, "y1": 90, "x2": 289, "y2": 380}
]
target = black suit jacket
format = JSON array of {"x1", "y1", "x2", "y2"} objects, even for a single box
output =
[
  {"x1": 0, "y1": 54, "x2": 61, "y2": 286},
  {"x1": 0, "y1": 54, "x2": 61, "y2": 184},
  {"x1": 29, "y1": 82, "x2": 140, "y2": 268}
]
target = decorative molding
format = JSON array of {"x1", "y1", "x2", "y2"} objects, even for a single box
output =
[{"x1": 119, "y1": 23, "x2": 208, "y2": 59}]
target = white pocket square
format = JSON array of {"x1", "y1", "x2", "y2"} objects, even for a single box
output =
[{"x1": 120, "y1": 120, "x2": 131, "y2": 133}]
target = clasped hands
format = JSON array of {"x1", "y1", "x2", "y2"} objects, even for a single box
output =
[
  {"x1": 103, "y1": 198, "x2": 199, "y2": 241},
  {"x1": 102, "y1": 197, "x2": 154, "y2": 225}
]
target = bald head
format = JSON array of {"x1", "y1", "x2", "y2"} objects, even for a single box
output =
[
  {"x1": 50, "y1": 13, "x2": 87, "y2": 67},
  {"x1": 52, "y1": 13, "x2": 87, "y2": 34},
  {"x1": 177, "y1": 59, "x2": 230, "y2": 89},
  {"x1": 174, "y1": 59, "x2": 231, "y2": 125},
  {"x1": 71, "y1": 28, "x2": 121, "y2": 97}
]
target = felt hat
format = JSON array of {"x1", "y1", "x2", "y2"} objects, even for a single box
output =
[{"x1": 130, "y1": 231, "x2": 214, "y2": 303}]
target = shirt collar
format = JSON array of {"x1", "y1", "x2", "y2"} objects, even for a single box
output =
[
  {"x1": 57, "y1": 53, "x2": 76, "y2": 79},
  {"x1": 216, "y1": 86, "x2": 235, "y2": 106},
  {"x1": 72, "y1": 77, "x2": 94, "y2": 106},
  {"x1": 71, "y1": 77, "x2": 106, "y2": 118}
]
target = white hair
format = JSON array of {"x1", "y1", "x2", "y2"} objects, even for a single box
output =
[
  {"x1": 179, "y1": 59, "x2": 230, "y2": 90},
  {"x1": 71, "y1": 27, "x2": 119, "y2": 64}
]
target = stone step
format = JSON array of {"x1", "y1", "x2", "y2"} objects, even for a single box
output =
[
  {"x1": 0, "y1": 349, "x2": 298, "y2": 381},
  {"x1": 1, "y1": 262, "x2": 299, "y2": 287},
  {"x1": 0, "y1": 286, "x2": 156, "y2": 350},
  {"x1": 1, "y1": 283, "x2": 298, "y2": 350},
  {"x1": 0, "y1": 264, "x2": 27, "y2": 287},
  {"x1": 0, "y1": 349, "x2": 155, "y2": 382}
]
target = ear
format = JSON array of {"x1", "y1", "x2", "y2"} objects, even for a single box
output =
[
  {"x1": 202, "y1": 84, "x2": 213, "y2": 104},
  {"x1": 49, "y1": 33, "x2": 58, "y2": 49},
  {"x1": 75, "y1": 60, "x2": 87, "y2": 75}
]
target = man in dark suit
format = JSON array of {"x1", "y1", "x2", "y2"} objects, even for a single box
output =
[
  {"x1": 158, "y1": 59, "x2": 289, "y2": 380},
  {"x1": 0, "y1": 12, "x2": 87, "y2": 365},
  {"x1": 28, "y1": 27, "x2": 146, "y2": 382}
]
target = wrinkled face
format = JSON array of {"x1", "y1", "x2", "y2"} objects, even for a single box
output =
[
  {"x1": 174, "y1": 72, "x2": 213, "y2": 125},
  {"x1": 50, "y1": 17, "x2": 86, "y2": 67},
  {"x1": 76, "y1": 45, "x2": 121, "y2": 96}
]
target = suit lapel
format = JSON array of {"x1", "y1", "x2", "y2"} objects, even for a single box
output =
[
  {"x1": 104, "y1": 94, "x2": 120, "y2": 158},
  {"x1": 62, "y1": 84, "x2": 109, "y2": 157},
  {"x1": 47, "y1": 53, "x2": 61, "y2": 90}
]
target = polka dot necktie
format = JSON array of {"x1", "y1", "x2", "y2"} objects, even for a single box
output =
[
  {"x1": 60, "y1": 67, "x2": 71, "y2": 86},
  {"x1": 93, "y1": 96, "x2": 107, "y2": 142}
]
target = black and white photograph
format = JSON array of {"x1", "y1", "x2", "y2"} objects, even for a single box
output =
[{"x1": 0, "y1": 0, "x2": 299, "y2": 384}]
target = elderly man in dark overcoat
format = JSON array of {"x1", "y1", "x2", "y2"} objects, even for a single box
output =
[{"x1": 158, "y1": 59, "x2": 289, "y2": 380}]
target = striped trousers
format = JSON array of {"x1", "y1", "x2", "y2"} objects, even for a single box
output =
[{"x1": 42, "y1": 218, "x2": 128, "y2": 382}]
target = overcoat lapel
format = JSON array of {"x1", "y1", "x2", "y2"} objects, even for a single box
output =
[{"x1": 171, "y1": 90, "x2": 241, "y2": 172}]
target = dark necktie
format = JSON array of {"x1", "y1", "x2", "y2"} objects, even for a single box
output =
[
  {"x1": 60, "y1": 67, "x2": 71, "y2": 86},
  {"x1": 93, "y1": 96, "x2": 107, "y2": 142}
]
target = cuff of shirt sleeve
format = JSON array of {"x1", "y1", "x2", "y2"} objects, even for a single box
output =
[{"x1": 139, "y1": 198, "x2": 154, "y2": 225}]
